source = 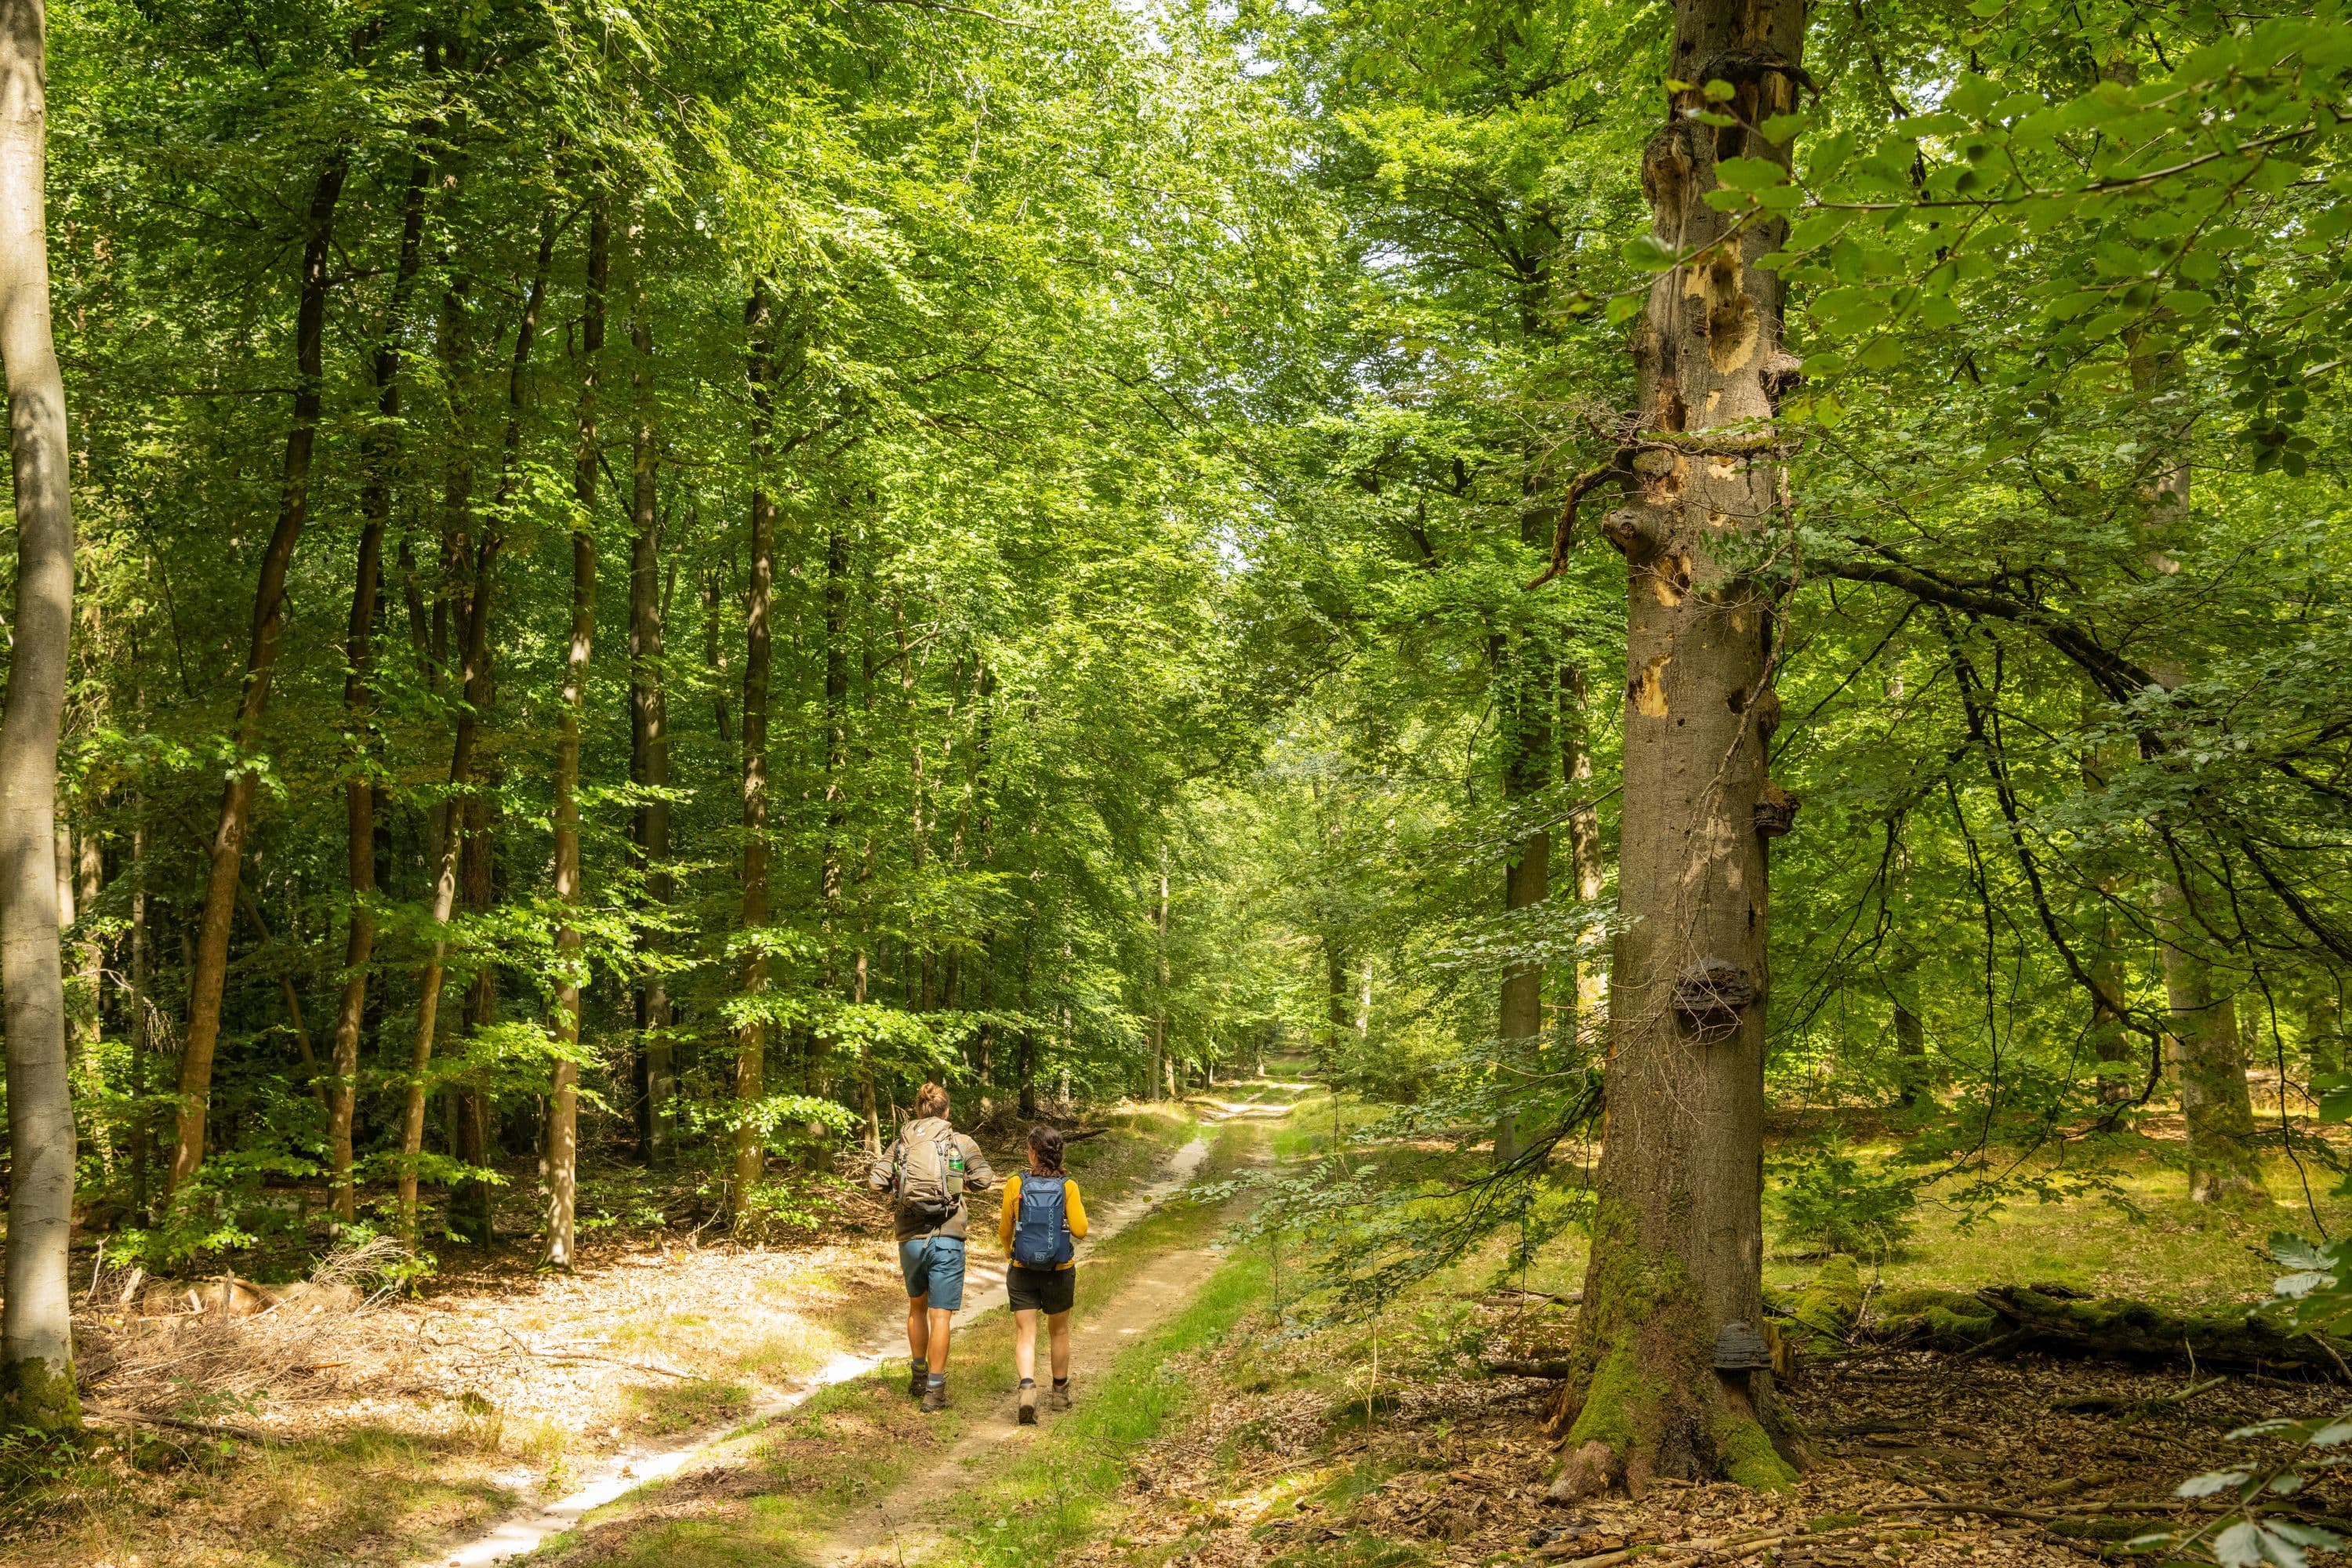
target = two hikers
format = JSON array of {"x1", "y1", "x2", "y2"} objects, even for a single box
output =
[
  {"x1": 869, "y1": 1083, "x2": 1087, "y2": 1421},
  {"x1": 870, "y1": 1082, "x2": 996, "y2": 1412}
]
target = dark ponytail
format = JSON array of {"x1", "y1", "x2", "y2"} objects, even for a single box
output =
[{"x1": 1027, "y1": 1124, "x2": 1066, "y2": 1176}]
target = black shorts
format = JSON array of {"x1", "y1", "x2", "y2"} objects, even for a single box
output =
[{"x1": 1007, "y1": 1264, "x2": 1076, "y2": 1316}]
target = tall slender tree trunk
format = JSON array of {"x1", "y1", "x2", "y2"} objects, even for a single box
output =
[
  {"x1": 447, "y1": 793, "x2": 496, "y2": 1243},
  {"x1": 169, "y1": 151, "x2": 348, "y2": 1194},
  {"x1": 1154, "y1": 844, "x2": 1171, "y2": 1099},
  {"x1": 2078, "y1": 690, "x2": 2135, "y2": 1105},
  {"x1": 814, "y1": 514, "x2": 851, "y2": 1092},
  {"x1": 66, "y1": 821, "x2": 104, "y2": 1169},
  {"x1": 1554, "y1": 0, "x2": 1804, "y2": 1499},
  {"x1": 129, "y1": 812, "x2": 150, "y2": 1223},
  {"x1": 0, "y1": 0, "x2": 78, "y2": 1425},
  {"x1": 1561, "y1": 662, "x2": 1606, "y2": 1039},
  {"x1": 2158, "y1": 878, "x2": 2261, "y2": 1200},
  {"x1": 2307, "y1": 978, "x2": 2345, "y2": 1084},
  {"x1": 731, "y1": 283, "x2": 775, "y2": 1224},
  {"x1": 545, "y1": 197, "x2": 606, "y2": 1265},
  {"x1": 629, "y1": 267, "x2": 672, "y2": 1162},
  {"x1": 329, "y1": 148, "x2": 430, "y2": 1222},
  {"x1": 1494, "y1": 484, "x2": 1555, "y2": 1166},
  {"x1": 2131, "y1": 343, "x2": 2259, "y2": 1198},
  {"x1": 398, "y1": 207, "x2": 551, "y2": 1238}
]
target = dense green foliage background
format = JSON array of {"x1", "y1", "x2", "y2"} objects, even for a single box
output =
[{"x1": 15, "y1": 0, "x2": 2352, "y2": 1272}]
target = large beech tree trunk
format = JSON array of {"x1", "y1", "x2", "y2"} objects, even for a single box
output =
[
  {"x1": 328, "y1": 148, "x2": 430, "y2": 1222},
  {"x1": 732, "y1": 283, "x2": 775, "y2": 1225},
  {"x1": 0, "y1": 0, "x2": 78, "y2": 1428},
  {"x1": 545, "y1": 196, "x2": 606, "y2": 1265},
  {"x1": 169, "y1": 151, "x2": 347, "y2": 1195},
  {"x1": 1555, "y1": 0, "x2": 1805, "y2": 1500}
]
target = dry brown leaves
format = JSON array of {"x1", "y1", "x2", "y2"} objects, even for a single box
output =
[{"x1": 1071, "y1": 1296, "x2": 2350, "y2": 1568}]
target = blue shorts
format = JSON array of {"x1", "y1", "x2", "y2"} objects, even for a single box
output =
[{"x1": 898, "y1": 1236, "x2": 967, "y2": 1311}]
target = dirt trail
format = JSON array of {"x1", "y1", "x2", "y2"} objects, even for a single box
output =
[
  {"x1": 815, "y1": 1241, "x2": 1228, "y2": 1568},
  {"x1": 426, "y1": 1135, "x2": 1215, "y2": 1568}
]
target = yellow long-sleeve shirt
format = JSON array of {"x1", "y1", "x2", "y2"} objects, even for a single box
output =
[{"x1": 998, "y1": 1173, "x2": 1088, "y2": 1269}]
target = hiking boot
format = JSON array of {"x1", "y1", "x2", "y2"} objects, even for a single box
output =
[
  {"x1": 908, "y1": 1363, "x2": 927, "y2": 1399},
  {"x1": 921, "y1": 1381, "x2": 949, "y2": 1413},
  {"x1": 1018, "y1": 1384, "x2": 1038, "y2": 1425},
  {"x1": 1049, "y1": 1381, "x2": 1072, "y2": 1413}
]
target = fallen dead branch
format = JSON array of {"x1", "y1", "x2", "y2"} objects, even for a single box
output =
[{"x1": 85, "y1": 1403, "x2": 276, "y2": 1444}]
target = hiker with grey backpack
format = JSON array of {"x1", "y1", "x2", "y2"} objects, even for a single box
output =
[
  {"x1": 997, "y1": 1124, "x2": 1087, "y2": 1424},
  {"x1": 869, "y1": 1082, "x2": 996, "y2": 1412}
]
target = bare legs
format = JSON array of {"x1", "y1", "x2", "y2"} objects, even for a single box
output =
[
  {"x1": 906, "y1": 1294, "x2": 955, "y2": 1374},
  {"x1": 1012, "y1": 1306, "x2": 1071, "y2": 1383}
]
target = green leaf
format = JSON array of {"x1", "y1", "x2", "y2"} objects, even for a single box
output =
[
  {"x1": 1759, "y1": 112, "x2": 1809, "y2": 144},
  {"x1": 2179, "y1": 1470, "x2": 2252, "y2": 1499},
  {"x1": 1606, "y1": 292, "x2": 1646, "y2": 325},
  {"x1": 1704, "y1": 78, "x2": 1736, "y2": 102},
  {"x1": 1715, "y1": 155, "x2": 1788, "y2": 191},
  {"x1": 1621, "y1": 234, "x2": 1677, "y2": 271}
]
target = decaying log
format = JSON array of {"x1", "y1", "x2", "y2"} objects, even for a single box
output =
[{"x1": 1857, "y1": 1283, "x2": 2351, "y2": 1374}]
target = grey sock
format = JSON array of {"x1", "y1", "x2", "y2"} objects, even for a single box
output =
[{"x1": 927, "y1": 1372, "x2": 946, "y2": 1388}]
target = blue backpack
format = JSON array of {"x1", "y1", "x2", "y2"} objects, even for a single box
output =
[{"x1": 1011, "y1": 1177, "x2": 1075, "y2": 1269}]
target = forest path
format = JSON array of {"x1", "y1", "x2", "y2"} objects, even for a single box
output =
[
  {"x1": 810, "y1": 1238, "x2": 1229, "y2": 1568},
  {"x1": 426, "y1": 1132, "x2": 1220, "y2": 1568}
]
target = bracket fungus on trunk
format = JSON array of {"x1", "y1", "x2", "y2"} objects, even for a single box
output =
[
  {"x1": 1754, "y1": 780, "x2": 1799, "y2": 838},
  {"x1": 1671, "y1": 959, "x2": 1757, "y2": 1040}
]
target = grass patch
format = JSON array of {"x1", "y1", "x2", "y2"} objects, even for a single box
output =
[
  {"x1": 627, "y1": 1379, "x2": 754, "y2": 1438},
  {"x1": 0, "y1": 1424, "x2": 513, "y2": 1568}
]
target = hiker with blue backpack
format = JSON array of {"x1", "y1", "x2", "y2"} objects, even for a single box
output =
[
  {"x1": 998, "y1": 1124, "x2": 1087, "y2": 1424},
  {"x1": 869, "y1": 1082, "x2": 997, "y2": 1412}
]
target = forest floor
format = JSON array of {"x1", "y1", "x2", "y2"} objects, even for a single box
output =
[
  {"x1": 16, "y1": 1093, "x2": 2352, "y2": 1568},
  {"x1": 9, "y1": 1099, "x2": 1217, "y2": 1568}
]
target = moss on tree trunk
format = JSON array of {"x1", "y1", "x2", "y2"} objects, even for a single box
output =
[{"x1": 1555, "y1": 0, "x2": 1806, "y2": 1499}]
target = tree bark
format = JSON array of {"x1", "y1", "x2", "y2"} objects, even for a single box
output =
[
  {"x1": 545, "y1": 195, "x2": 606, "y2": 1265},
  {"x1": 2158, "y1": 877, "x2": 2261, "y2": 1201},
  {"x1": 169, "y1": 150, "x2": 348, "y2": 1195},
  {"x1": 67, "y1": 819, "x2": 104, "y2": 1167},
  {"x1": 129, "y1": 811, "x2": 149, "y2": 1222},
  {"x1": 447, "y1": 792, "x2": 496, "y2": 1244},
  {"x1": 0, "y1": 0, "x2": 78, "y2": 1427},
  {"x1": 1495, "y1": 481, "x2": 1555, "y2": 1166},
  {"x1": 2308, "y1": 977, "x2": 2345, "y2": 1083},
  {"x1": 1155, "y1": 844, "x2": 1171, "y2": 1099},
  {"x1": 328, "y1": 147, "x2": 430, "y2": 1222},
  {"x1": 732, "y1": 282, "x2": 775, "y2": 1225},
  {"x1": 2131, "y1": 340, "x2": 2259, "y2": 1200},
  {"x1": 1561, "y1": 661, "x2": 1606, "y2": 1039},
  {"x1": 2078, "y1": 698, "x2": 2136, "y2": 1105},
  {"x1": 1555, "y1": 0, "x2": 1805, "y2": 1500}
]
